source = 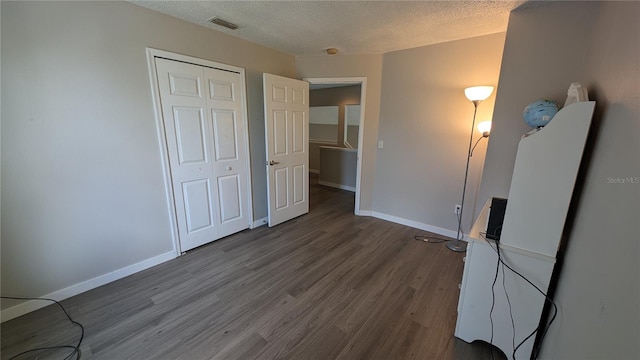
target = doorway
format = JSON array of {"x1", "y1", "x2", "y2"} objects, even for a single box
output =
[{"x1": 305, "y1": 77, "x2": 367, "y2": 215}]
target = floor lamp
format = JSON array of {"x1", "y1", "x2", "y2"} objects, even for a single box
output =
[{"x1": 446, "y1": 86, "x2": 494, "y2": 252}]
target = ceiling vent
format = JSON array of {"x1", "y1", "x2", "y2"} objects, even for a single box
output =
[{"x1": 208, "y1": 17, "x2": 238, "y2": 30}]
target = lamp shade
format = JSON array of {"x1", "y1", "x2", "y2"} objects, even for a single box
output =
[
  {"x1": 464, "y1": 86, "x2": 494, "y2": 101},
  {"x1": 477, "y1": 121, "x2": 492, "y2": 134}
]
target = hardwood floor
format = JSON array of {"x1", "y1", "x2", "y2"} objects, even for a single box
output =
[{"x1": 1, "y1": 176, "x2": 505, "y2": 360}]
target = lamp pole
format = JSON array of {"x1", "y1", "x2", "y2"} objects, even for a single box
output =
[
  {"x1": 447, "y1": 101, "x2": 479, "y2": 252},
  {"x1": 446, "y1": 86, "x2": 493, "y2": 252}
]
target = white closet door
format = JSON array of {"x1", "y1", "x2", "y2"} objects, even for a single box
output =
[
  {"x1": 156, "y1": 58, "x2": 249, "y2": 252},
  {"x1": 204, "y1": 67, "x2": 249, "y2": 238}
]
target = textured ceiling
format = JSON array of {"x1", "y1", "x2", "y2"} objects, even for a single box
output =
[{"x1": 131, "y1": 1, "x2": 527, "y2": 55}]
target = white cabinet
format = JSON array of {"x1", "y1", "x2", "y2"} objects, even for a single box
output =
[
  {"x1": 454, "y1": 102, "x2": 596, "y2": 359},
  {"x1": 456, "y1": 202, "x2": 556, "y2": 359}
]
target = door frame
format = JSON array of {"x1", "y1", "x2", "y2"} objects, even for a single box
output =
[
  {"x1": 146, "y1": 48, "x2": 254, "y2": 255},
  {"x1": 304, "y1": 77, "x2": 366, "y2": 215}
]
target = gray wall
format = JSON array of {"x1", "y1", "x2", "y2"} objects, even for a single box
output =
[
  {"x1": 373, "y1": 33, "x2": 506, "y2": 234},
  {"x1": 477, "y1": 1, "x2": 599, "y2": 208},
  {"x1": 538, "y1": 2, "x2": 640, "y2": 359},
  {"x1": 346, "y1": 125, "x2": 359, "y2": 149},
  {"x1": 1, "y1": 1, "x2": 294, "y2": 304},
  {"x1": 309, "y1": 141, "x2": 328, "y2": 173},
  {"x1": 309, "y1": 124, "x2": 339, "y2": 143},
  {"x1": 296, "y1": 55, "x2": 384, "y2": 212},
  {"x1": 319, "y1": 147, "x2": 358, "y2": 189}
]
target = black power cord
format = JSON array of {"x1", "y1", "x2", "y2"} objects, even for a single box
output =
[
  {"x1": 414, "y1": 211, "x2": 462, "y2": 244},
  {"x1": 414, "y1": 234, "x2": 451, "y2": 243},
  {"x1": 489, "y1": 235, "x2": 517, "y2": 360},
  {"x1": 502, "y1": 255, "x2": 517, "y2": 356},
  {"x1": 480, "y1": 235, "x2": 558, "y2": 360},
  {"x1": 1, "y1": 296, "x2": 84, "y2": 360}
]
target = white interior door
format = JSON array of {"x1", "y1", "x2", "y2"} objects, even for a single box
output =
[
  {"x1": 263, "y1": 73, "x2": 309, "y2": 227},
  {"x1": 156, "y1": 57, "x2": 249, "y2": 251},
  {"x1": 204, "y1": 67, "x2": 249, "y2": 239}
]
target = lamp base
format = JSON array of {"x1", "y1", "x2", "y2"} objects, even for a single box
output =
[{"x1": 446, "y1": 239, "x2": 468, "y2": 252}]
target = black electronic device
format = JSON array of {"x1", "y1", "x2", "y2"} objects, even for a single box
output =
[{"x1": 486, "y1": 197, "x2": 508, "y2": 241}]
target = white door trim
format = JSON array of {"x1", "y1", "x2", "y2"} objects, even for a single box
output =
[
  {"x1": 304, "y1": 77, "x2": 366, "y2": 215},
  {"x1": 146, "y1": 48, "x2": 254, "y2": 255}
]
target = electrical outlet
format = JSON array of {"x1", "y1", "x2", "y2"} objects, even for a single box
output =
[{"x1": 454, "y1": 205, "x2": 462, "y2": 214}]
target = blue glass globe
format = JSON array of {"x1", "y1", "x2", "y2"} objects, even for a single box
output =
[{"x1": 523, "y1": 100, "x2": 559, "y2": 128}]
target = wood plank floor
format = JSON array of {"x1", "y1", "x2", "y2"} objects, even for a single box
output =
[{"x1": 1, "y1": 176, "x2": 505, "y2": 360}]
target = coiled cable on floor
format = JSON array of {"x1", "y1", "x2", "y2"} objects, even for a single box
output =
[{"x1": 1, "y1": 296, "x2": 84, "y2": 360}]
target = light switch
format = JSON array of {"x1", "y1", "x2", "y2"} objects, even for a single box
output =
[{"x1": 377, "y1": 140, "x2": 384, "y2": 149}]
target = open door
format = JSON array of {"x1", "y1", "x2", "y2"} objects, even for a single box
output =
[{"x1": 263, "y1": 73, "x2": 309, "y2": 227}]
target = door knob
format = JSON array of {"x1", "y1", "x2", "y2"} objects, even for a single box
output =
[
  {"x1": 225, "y1": 166, "x2": 232, "y2": 171},
  {"x1": 268, "y1": 160, "x2": 280, "y2": 166}
]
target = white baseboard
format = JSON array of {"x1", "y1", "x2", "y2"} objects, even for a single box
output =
[
  {"x1": 252, "y1": 217, "x2": 268, "y2": 228},
  {"x1": 318, "y1": 180, "x2": 356, "y2": 192},
  {"x1": 371, "y1": 211, "x2": 463, "y2": 240},
  {"x1": 1, "y1": 251, "x2": 177, "y2": 323},
  {"x1": 355, "y1": 209, "x2": 372, "y2": 216}
]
